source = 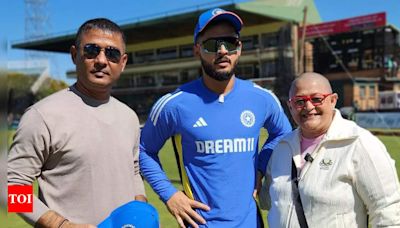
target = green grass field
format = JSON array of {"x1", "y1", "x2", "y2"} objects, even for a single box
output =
[{"x1": 4, "y1": 130, "x2": 400, "y2": 227}]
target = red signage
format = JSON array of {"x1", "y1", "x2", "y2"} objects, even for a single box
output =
[
  {"x1": 300, "y1": 12, "x2": 386, "y2": 38},
  {"x1": 8, "y1": 185, "x2": 33, "y2": 213}
]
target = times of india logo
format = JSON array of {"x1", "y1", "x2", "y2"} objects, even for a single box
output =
[{"x1": 8, "y1": 185, "x2": 33, "y2": 213}]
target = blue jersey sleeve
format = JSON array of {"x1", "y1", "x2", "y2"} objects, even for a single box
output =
[
  {"x1": 139, "y1": 93, "x2": 180, "y2": 202},
  {"x1": 258, "y1": 93, "x2": 292, "y2": 175}
]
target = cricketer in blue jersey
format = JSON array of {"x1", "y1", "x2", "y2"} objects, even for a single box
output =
[{"x1": 140, "y1": 8, "x2": 292, "y2": 228}]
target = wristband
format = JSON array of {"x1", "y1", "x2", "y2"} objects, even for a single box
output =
[{"x1": 58, "y1": 219, "x2": 69, "y2": 228}]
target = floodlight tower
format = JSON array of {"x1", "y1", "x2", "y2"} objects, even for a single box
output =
[
  {"x1": 24, "y1": 0, "x2": 51, "y2": 93},
  {"x1": 24, "y1": 0, "x2": 49, "y2": 58}
]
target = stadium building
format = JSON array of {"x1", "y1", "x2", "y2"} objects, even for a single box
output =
[
  {"x1": 13, "y1": 0, "x2": 321, "y2": 122},
  {"x1": 304, "y1": 12, "x2": 400, "y2": 111}
]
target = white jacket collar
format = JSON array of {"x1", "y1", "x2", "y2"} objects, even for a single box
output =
[
  {"x1": 325, "y1": 109, "x2": 359, "y2": 141},
  {"x1": 281, "y1": 109, "x2": 359, "y2": 150}
]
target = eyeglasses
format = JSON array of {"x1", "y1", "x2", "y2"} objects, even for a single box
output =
[
  {"x1": 289, "y1": 93, "x2": 332, "y2": 108},
  {"x1": 201, "y1": 36, "x2": 240, "y2": 54},
  {"x1": 83, "y1": 43, "x2": 122, "y2": 63}
]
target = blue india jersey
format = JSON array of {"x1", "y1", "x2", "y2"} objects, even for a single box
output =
[{"x1": 140, "y1": 77, "x2": 291, "y2": 227}]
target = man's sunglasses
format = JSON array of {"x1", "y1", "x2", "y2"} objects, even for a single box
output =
[
  {"x1": 289, "y1": 93, "x2": 332, "y2": 108},
  {"x1": 201, "y1": 36, "x2": 240, "y2": 54},
  {"x1": 83, "y1": 43, "x2": 122, "y2": 63}
]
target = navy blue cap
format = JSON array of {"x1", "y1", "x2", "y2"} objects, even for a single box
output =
[
  {"x1": 98, "y1": 201, "x2": 159, "y2": 228},
  {"x1": 194, "y1": 8, "x2": 243, "y2": 43}
]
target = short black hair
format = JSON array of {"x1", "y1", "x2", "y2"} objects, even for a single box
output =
[{"x1": 75, "y1": 18, "x2": 126, "y2": 50}]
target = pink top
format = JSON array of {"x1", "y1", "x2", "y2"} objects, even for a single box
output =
[{"x1": 300, "y1": 134, "x2": 324, "y2": 168}]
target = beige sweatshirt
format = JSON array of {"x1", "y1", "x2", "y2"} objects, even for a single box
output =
[{"x1": 8, "y1": 85, "x2": 145, "y2": 225}]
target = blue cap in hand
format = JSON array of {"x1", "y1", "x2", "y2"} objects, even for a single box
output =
[{"x1": 98, "y1": 201, "x2": 159, "y2": 228}]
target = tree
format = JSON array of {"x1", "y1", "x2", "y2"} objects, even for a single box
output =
[
  {"x1": 7, "y1": 72, "x2": 68, "y2": 119},
  {"x1": 35, "y1": 77, "x2": 69, "y2": 100}
]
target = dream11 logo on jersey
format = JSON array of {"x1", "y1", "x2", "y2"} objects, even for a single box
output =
[{"x1": 8, "y1": 185, "x2": 33, "y2": 212}]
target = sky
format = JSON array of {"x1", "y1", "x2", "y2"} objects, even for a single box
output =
[{"x1": 2, "y1": 0, "x2": 400, "y2": 85}]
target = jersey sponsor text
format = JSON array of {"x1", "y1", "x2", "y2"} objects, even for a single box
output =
[{"x1": 195, "y1": 137, "x2": 255, "y2": 154}]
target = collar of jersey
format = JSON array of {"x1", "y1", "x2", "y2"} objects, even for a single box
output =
[{"x1": 198, "y1": 76, "x2": 239, "y2": 101}]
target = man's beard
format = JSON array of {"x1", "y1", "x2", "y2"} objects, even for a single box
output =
[{"x1": 201, "y1": 57, "x2": 237, "y2": 81}]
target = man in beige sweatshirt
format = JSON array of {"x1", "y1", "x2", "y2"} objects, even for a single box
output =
[{"x1": 8, "y1": 18, "x2": 146, "y2": 227}]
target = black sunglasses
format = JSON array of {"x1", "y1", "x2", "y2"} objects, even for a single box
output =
[
  {"x1": 201, "y1": 36, "x2": 240, "y2": 54},
  {"x1": 83, "y1": 43, "x2": 122, "y2": 63}
]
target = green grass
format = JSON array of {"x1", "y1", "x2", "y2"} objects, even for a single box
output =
[
  {"x1": 5, "y1": 131, "x2": 400, "y2": 227},
  {"x1": 379, "y1": 135, "x2": 400, "y2": 178}
]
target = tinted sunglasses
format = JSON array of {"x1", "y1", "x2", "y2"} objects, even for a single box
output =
[
  {"x1": 83, "y1": 43, "x2": 122, "y2": 63},
  {"x1": 201, "y1": 36, "x2": 240, "y2": 54},
  {"x1": 289, "y1": 93, "x2": 332, "y2": 108}
]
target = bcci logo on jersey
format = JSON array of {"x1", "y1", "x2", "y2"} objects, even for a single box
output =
[{"x1": 240, "y1": 110, "x2": 255, "y2": 127}]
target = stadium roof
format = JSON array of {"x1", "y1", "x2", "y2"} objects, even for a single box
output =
[{"x1": 12, "y1": 0, "x2": 320, "y2": 53}]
